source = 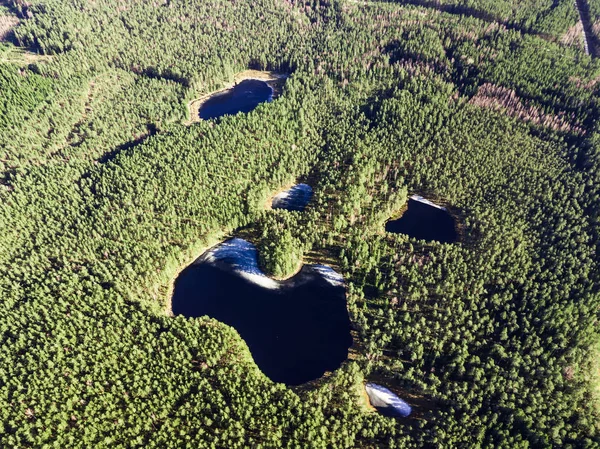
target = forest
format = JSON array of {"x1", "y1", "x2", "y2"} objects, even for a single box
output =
[{"x1": 1, "y1": 0, "x2": 600, "y2": 447}]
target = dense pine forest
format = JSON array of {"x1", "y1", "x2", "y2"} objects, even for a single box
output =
[{"x1": 1, "y1": 0, "x2": 600, "y2": 447}]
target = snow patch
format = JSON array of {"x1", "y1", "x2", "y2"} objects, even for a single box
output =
[
  {"x1": 272, "y1": 183, "x2": 313, "y2": 211},
  {"x1": 312, "y1": 264, "x2": 345, "y2": 287},
  {"x1": 410, "y1": 195, "x2": 446, "y2": 211},
  {"x1": 365, "y1": 383, "x2": 412, "y2": 418},
  {"x1": 199, "y1": 238, "x2": 344, "y2": 289}
]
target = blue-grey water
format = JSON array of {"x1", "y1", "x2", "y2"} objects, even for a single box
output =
[{"x1": 271, "y1": 184, "x2": 313, "y2": 212}]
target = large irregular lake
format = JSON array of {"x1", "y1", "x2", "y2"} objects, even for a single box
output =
[
  {"x1": 386, "y1": 195, "x2": 457, "y2": 243},
  {"x1": 172, "y1": 238, "x2": 352, "y2": 385},
  {"x1": 198, "y1": 79, "x2": 273, "y2": 120}
]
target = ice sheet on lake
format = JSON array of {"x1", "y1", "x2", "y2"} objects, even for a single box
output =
[
  {"x1": 312, "y1": 264, "x2": 345, "y2": 287},
  {"x1": 272, "y1": 184, "x2": 313, "y2": 211},
  {"x1": 198, "y1": 238, "x2": 344, "y2": 289},
  {"x1": 199, "y1": 238, "x2": 278, "y2": 289},
  {"x1": 365, "y1": 383, "x2": 412, "y2": 418},
  {"x1": 410, "y1": 195, "x2": 446, "y2": 211}
]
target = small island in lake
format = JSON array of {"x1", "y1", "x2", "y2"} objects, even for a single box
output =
[{"x1": 171, "y1": 238, "x2": 352, "y2": 385}]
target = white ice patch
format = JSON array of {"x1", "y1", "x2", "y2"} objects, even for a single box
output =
[
  {"x1": 198, "y1": 238, "x2": 345, "y2": 290},
  {"x1": 311, "y1": 264, "x2": 345, "y2": 287},
  {"x1": 272, "y1": 183, "x2": 313, "y2": 211},
  {"x1": 237, "y1": 270, "x2": 279, "y2": 289},
  {"x1": 410, "y1": 195, "x2": 446, "y2": 211},
  {"x1": 365, "y1": 383, "x2": 412, "y2": 418},
  {"x1": 199, "y1": 238, "x2": 279, "y2": 290}
]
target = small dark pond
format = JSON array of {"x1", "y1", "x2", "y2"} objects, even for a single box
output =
[
  {"x1": 271, "y1": 183, "x2": 313, "y2": 211},
  {"x1": 172, "y1": 239, "x2": 352, "y2": 385},
  {"x1": 385, "y1": 196, "x2": 457, "y2": 243},
  {"x1": 198, "y1": 79, "x2": 273, "y2": 120}
]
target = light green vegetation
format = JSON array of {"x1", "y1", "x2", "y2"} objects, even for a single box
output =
[{"x1": 1, "y1": 0, "x2": 600, "y2": 447}]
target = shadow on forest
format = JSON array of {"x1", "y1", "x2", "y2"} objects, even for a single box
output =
[
  {"x1": 576, "y1": 0, "x2": 600, "y2": 57},
  {"x1": 135, "y1": 65, "x2": 191, "y2": 87},
  {"x1": 97, "y1": 124, "x2": 157, "y2": 164},
  {"x1": 0, "y1": 0, "x2": 41, "y2": 51}
]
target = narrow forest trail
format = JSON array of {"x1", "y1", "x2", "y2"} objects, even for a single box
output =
[
  {"x1": 65, "y1": 78, "x2": 98, "y2": 148},
  {"x1": 0, "y1": 47, "x2": 52, "y2": 65},
  {"x1": 46, "y1": 76, "x2": 99, "y2": 162},
  {"x1": 574, "y1": 0, "x2": 598, "y2": 56}
]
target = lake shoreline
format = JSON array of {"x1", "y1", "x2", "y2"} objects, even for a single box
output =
[
  {"x1": 166, "y1": 237, "x2": 345, "y2": 316},
  {"x1": 199, "y1": 238, "x2": 343, "y2": 287},
  {"x1": 164, "y1": 234, "x2": 227, "y2": 317},
  {"x1": 171, "y1": 238, "x2": 352, "y2": 385},
  {"x1": 187, "y1": 70, "x2": 288, "y2": 123},
  {"x1": 264, "y1": 182, "x2": 297, "y2": 210}
]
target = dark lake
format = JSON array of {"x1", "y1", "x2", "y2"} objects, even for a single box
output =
[
  {"x1": 198, "y1": 79, "x2": 273, "y2": 120},
  {"x1": 386, "y1": 196, "x2": 457, "y2": 243},
  {"x1": 171, "y1": 239, "x2": 352, "y2": 385}
]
